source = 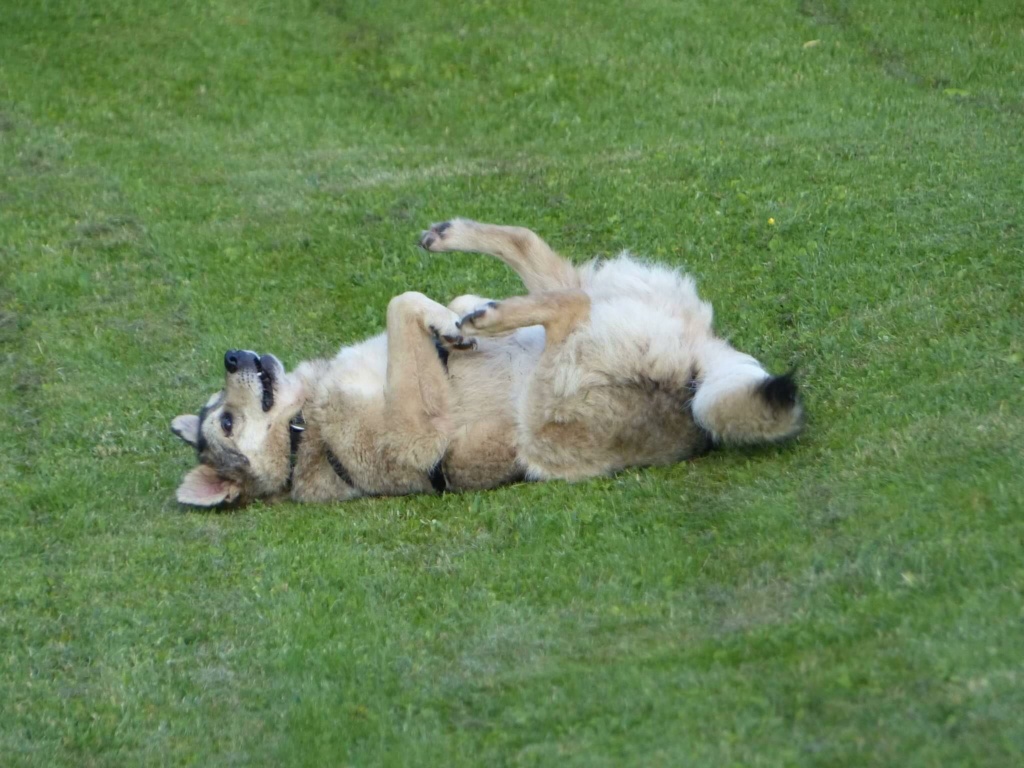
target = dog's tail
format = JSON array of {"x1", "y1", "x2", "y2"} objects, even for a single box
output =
[
  {"x1": 691, "y1": 342, "x2": 803, "y2": 445},
  {"x1": 420, "y1": 219, "x2": 580, "y2": 293}
]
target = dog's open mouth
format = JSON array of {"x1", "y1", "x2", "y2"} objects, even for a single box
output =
[{"x1": 255, "y1": 355, "x2": 275, "y2": 412}]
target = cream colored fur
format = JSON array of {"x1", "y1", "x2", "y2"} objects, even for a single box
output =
[{"x1": 171, "y1": 219, "x2": 803, "y2": 507}]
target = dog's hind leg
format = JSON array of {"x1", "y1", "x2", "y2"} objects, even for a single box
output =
[
  {"x1": 691, "y1": 340, "x2": 803, "y2": 445},
  {"x1": 454, "y1": 289, "x2": 605, "y2": 479},
  {"x1": 419, "y1": 219, "x2": 579, "y2": 293}
]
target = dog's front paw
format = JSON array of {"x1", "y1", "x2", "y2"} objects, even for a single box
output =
[
  {"x1": 456, "y1": 301, "x2": 500, "y2": 333},
  {"x1": 428, "y1": 324, "x2": 477, "y2": 351}
]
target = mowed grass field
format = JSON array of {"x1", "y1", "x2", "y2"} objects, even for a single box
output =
[{"x1": 2, "y1": 0, "x2": 1022, "y2": 764}]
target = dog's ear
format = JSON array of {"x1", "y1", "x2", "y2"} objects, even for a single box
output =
[
  {"x1": 170, "y1": 414, "x2": 201, "y2": 447},
  {"x1": 176, "y1": 464, "x2": 241, "y2": 507}
]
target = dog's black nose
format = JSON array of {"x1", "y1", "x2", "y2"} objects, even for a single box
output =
[{"x1": 225, "y1": 349, "x2": 259, "y2": 374}]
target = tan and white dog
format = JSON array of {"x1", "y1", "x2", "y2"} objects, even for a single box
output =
[{"x1": 170, "y1": 219, "x2": 803, "y2": 507}]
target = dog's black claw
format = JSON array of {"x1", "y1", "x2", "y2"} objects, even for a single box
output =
[
  {"x1": 459, "y1": 308, "x2": 486, "y2": 328},
  {"x1": 459, "y1": 301, "x2": 497, "y2": 330},
  {"x1": 443, "y1": 334, "x2": 476, "y2": 351},
  {"x1": 430, "y1": 324, "x2": 476, "y2": 350},
  {"x1": 418, "y1": 232, "x2": 435, "y2": 250}
]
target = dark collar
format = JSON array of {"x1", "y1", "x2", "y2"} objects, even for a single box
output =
[
  {"x1": 286, "y1": 413, "x2": 306, "y2": 491},
  {"x1": 289, "y1": 411, "x2": 359, "y2": 491},
  {"x1": 288, "y1": 413, "x2": 359, "y2": 492},
  {"x1": 325, "y1": 449, "x2": 355, "y2": 487}
]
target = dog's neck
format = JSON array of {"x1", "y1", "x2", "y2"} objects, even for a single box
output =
[{"x1": 276, "y1": 368, "x2": 446, "y2": 499}]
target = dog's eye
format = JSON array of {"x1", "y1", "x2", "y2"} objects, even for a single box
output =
[{"x1": 220, "y1": 412, "x2": 234, "y2": 436}]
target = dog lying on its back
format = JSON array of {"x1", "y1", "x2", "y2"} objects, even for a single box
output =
[{"x1": 170, "y1": 219, "x2": 803, "y2": 507}]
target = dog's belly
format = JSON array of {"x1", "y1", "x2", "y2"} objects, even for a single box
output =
[
  {"x1": 442, "y1": 416, "x2": 522, "y2": 490},
  {"x1": 442, "y1": 328, "x2": 542, "y2": 490}
]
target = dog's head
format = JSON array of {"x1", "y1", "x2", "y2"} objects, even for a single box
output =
[{"x1": 170, "y1": 350, "x2": 303, "y2": 507}]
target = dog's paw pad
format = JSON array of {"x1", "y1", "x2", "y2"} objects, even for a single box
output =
[
  {"x1": 457, "y1": 301, "x2": 499, "y2": 330},
  {"x1": 418, "y1": 221, "x2": 453, "y2": 252}
]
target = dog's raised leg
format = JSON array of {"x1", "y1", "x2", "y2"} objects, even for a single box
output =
[
  {"x1": 453, "y1": 288, "x2": 642, "y2": 481},
  {"x1": 457, "y1": 290, "x2": 591, "y2": 346},
  {"x1": 419, "y1": 219, "x2": 579, "y2": 294},
  {"x1": 296, "y1": 291, "x2": 471, "y2": 501},
  {"x1": 380, "y1": 291, "x2": 474, "y2": 469}
]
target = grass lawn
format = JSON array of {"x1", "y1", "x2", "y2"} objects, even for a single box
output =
[{"x1": 2, "y1": 0, "x2": 1022, "y2": 764}]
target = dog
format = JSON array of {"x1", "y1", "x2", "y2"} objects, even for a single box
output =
[{"x1": 170, "y1": 219, "x2": 803, "y2": 507}]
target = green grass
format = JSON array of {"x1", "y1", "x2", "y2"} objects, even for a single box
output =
[{"x1": 2, "y1": 0, "x2": 1022, "y2": 764}]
